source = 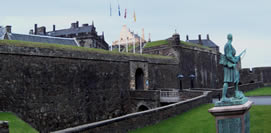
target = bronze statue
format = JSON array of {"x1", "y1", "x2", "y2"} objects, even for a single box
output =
[{"x1": 218, "y1": 34, "x2": 246, "y2": 105}]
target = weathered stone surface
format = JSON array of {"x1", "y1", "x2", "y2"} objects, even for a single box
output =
[
  {"x1": 240, "y1": 67, "x2": 271, "y2": 86},
  {"x1": 52, "y1": 91, "x2": 212, "y2": 133},
  {"x1": 209, "y1": 101, "x2": 252, "y2": 133},
  {"x1": 0, "y1": 44, "x2": 178, "y2": 132},
  {"x1": 143, "y1": 35, "x2": 222, "y2": 89}
]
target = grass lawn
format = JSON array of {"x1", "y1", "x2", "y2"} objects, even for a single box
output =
[
  {"x1": 144, "y1": 40, "x2": 168, "y2": 48},
  {"x1": 144, "y1": 39, "x2": 212, "y2": 50},
  {"x1": 245, "y1": 87, "x2": 271, "y2": 96},
  {"x1": 130, "y1": 104, "x2": 271, "y2": 133},
  {"x1": 0, "y1": 40, "x2": 173, "y2": 60},
  {"x1": 180, "y1": 40, "x2": 212, "y2": 50},
  {"x1": 0, "y1": 112, "x2": 38, "y2": 133}
]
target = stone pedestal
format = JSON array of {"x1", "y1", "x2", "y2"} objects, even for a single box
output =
[
  {"x1": 0, "y1": 121, "x2": 9, "y2": 133},
  {"x1": 208, "y1": 101, "x2": 253, "y2": 133}
]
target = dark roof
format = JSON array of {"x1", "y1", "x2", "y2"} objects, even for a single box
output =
[
  {"x1": 8, "y1": 33, "x2": 79, "y2": 46},
  {"x1": 0, "y1": 27, "x2": 78, "y2": 46},
  {"x1": 130, "y1": 31, "x2": 141, "y2": 39},
  {"x1": 47, "y1": 25, "x2": 94, "y2": 36},
  {"x1": 187, "y1": 39, "x2": 218, "y2": 48}
]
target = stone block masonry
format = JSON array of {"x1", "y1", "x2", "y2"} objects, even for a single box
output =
[
  {"x1": 0, "y1": 43, "x2": 178, "y2": 132},
  {"x1": 52, "y1": 91, "x2": 212, "y2": 133},
  {"x1": 143, "y1": 34, "x2": 222, "y2": 89}
]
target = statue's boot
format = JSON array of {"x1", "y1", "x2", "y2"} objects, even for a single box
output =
[
  {"x1": 221, "y1": 97, "x2": 231, "y2": 102},
  {"x1": 235, "y1": 91, "x2": 244, "y2": 99}
]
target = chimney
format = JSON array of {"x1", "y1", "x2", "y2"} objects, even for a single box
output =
[
  {"x1": 5, "y1": 25, "x2": 12, "y2": 33},
  {"x1": 148, "y1": 33, "x2": 151, "y2": 42},
  {"x1": 34, "y1": 24, "x2": 38, "y2": 34},
  {"x1": 102, "y1": 31, "x2": 104, "y2": 40},
  {"x1": 29, "y1": 29, "x2": 34, "y2": 34},
  {"x1": 198, "y1": 34, "x2": 202, "y2": 44},
  {"x1": 37, "y1": 26, "x2": 46, "y2": 35},
  {"x1": 172, "y1": 33, "x2": 180, "y2": 45},
  {"x1": 207, "y1": 34, "x2": 210, "y2": 40},
  {"x1": 71, "y1": 23, "x2": 76, "y2": 28},
  {"x1": 92, "y1": 21, "x2": 94, "y2": 26},
  {"x1": 76, "y1": 21, "x2": 79, "y2": 28},
  {"x1": 53, "y1": 25, "x2": 56, "y2": 31},
  {"x1": 186, "y1": 35, "x2": 189, "y2": 41},
  {"x1": 43, "y1": 27, "x2": 46, "y2": 35}
]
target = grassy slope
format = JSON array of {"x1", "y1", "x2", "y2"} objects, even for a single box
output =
[
  {"x1": 0, "y1": 40, "x2": 173, "y2": 59},
  {"x1": 245, "y1": 87, "x2": 271, "y2": 96},
  {"x1": 0, "y1": 112, "x2": 38, "y2": 133},
  {"x1": 250, "y1": 105, "x2": 271, "y2": 133},
  {"x1": 180, "y1": 40, "x2": 212, "y2": 50},
  {"x1": 130, "y1": 104, "x2": 215, "y2": 133},
  {"x1": 144, "y1": 40, "x2": 168, "y2": 48},
  {"x1": 144, "y1": 39, "x2": 211, "y2": 50},
  {"x1": 130, "y1": 104, "x2": 271, "y2": 133}
]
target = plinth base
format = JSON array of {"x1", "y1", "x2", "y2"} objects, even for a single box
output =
[
  {"x1": 215, "y1": 97, "x2": 248, "y2": 107},
  {"x1": 208, "y1": 101, "x2": 253, "y2": 133}
]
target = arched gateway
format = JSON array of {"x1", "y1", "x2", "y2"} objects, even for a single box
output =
[{"x1": 135, "y1": 68, "x2": 144, "y2": 90}]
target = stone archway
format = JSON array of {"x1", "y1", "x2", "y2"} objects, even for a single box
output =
[
  {"x1": 137, "y1": 105, "x2": 149, "y2": 112},
  {"x1": 129, "y1": 61, "x2": 148, "y2": 90},
  {"x1": 135, "y1": 68, "x2": 144, "y2": 90}
]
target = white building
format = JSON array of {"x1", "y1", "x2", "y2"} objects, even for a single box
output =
[{"x1": 112, "y1": 25, "x2": 146, "y2": 46}]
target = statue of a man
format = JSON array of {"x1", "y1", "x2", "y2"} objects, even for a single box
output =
[{"x1": 219, "y1": 34, "x2": 245, "y2": 102}]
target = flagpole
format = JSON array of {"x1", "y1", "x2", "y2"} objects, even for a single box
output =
[
  {"x1": 118, "y1": 40, "x2": 120, "y2": 52},
  {"x1": 133, "y1": 34, "x2": 135, "y2": 54},
  {"x1": 140, "y1": 37, "x2": 142, "y2": 54},
  {"x1": 126, "y1": 38, "x2": 128, "y2": 52}
]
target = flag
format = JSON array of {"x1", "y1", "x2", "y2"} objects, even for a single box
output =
[
  {"x1": 133, "y1": 10, "x2": 136, "y2": 22},
  {"x1": 110, "y1": 3, "x2": 112, "y2": 16},
  {"x1": 118, "y1": 4, "x2": 121, "y2": 16},
  {"x1": 124, "y1": 8, "x2": 127, "y2": 19}
]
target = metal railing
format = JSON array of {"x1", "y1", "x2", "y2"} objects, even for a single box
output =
[
  {"x1": 160, "y1": 90, "x2": 180, "y2": 103},
  {"x1": 160, "y1": 91, "x2": 179, "y2": 97}
]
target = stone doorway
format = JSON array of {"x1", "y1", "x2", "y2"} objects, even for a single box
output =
[
  {"x1": 129, "y1": 61, "x2": 148, "y2": 90},
  {"x1": 135, "y1": 68, "x2": 144, "y2": 90}
]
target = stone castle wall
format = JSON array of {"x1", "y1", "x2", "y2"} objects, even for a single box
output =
[
  {"x1": 175, "y1": 45, "x2": 221, "y2": 89},
  {"x1": 143, "y1": 36, "x2": 222, "y2": 89},
  {"x1": 0, "y1": 43, "x2": 178, "y2": 132},
  {"x1": 240, "y1": 67, "x2": 271, "y2": 86},
  {"x1": 52, "y1": 90, "x2": 212, "y2": 133}
]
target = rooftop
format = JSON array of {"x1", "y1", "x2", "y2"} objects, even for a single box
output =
[
  {"x1": 0, "y1": 26, "x2": 79, "y2": 46},
  {"x1": 186, "y1": 34, "x2": 219, "y2": 48},
  {"x1": 188, "y1": 39, "x2": 218, "y2": 48},
  {"x1": 47, "y1": 25, "x2": 94, "y2": 36}
]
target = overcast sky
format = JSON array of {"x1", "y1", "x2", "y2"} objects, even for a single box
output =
[{"x1": 1, "y1": 0, "x2": 271, "y2": 68}]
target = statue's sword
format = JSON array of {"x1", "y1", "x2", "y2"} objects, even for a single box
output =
[{"x1": 238, "y1": 49, "x2": 247, "y2": 60}]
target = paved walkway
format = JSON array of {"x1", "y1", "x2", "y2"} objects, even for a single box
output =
[{"x1": 212, "y1": 96, "x2": 271, "y2": 105}]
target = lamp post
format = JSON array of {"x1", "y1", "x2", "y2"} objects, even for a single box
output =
[
  {"x1": 189, "y1": 74, "x2": 195, "y2": 89},
  {"x1": 177, "y1": 74, "x2": 184, "y2": 91}
]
